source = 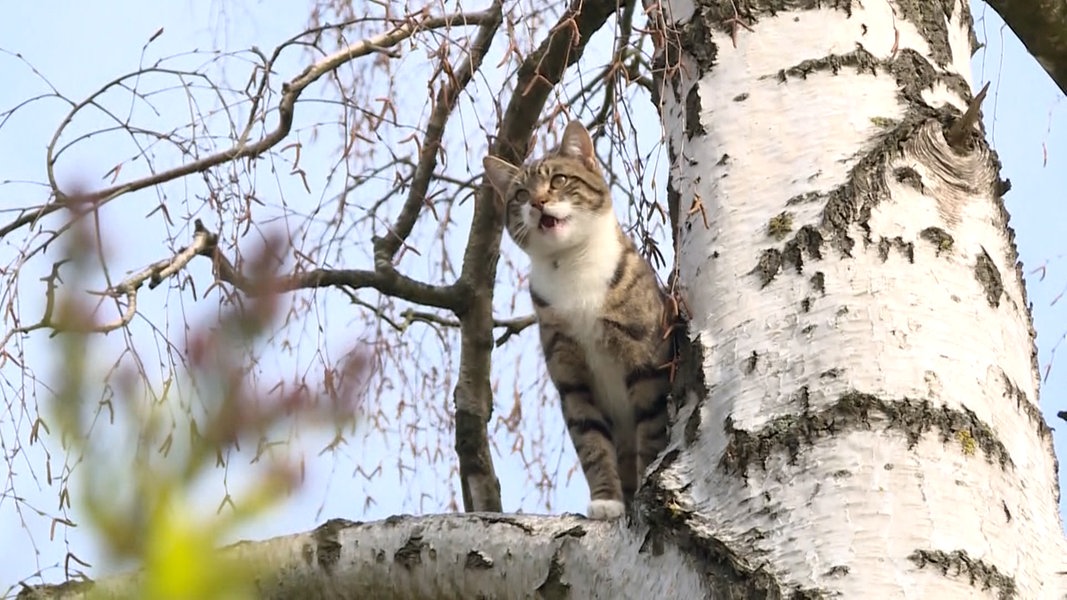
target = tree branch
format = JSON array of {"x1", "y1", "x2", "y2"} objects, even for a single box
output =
[
  {"x1": 987, "y1": 0, "x2": 1067, "y2": 96},
  {"x1": 184, "y1": 221, "x2": 461, "y2": 311},
  {"x1": 15, "y1": 514, "x2": 705, "y2": 599},
  {"x1": 373, "y1": 3, "x2": 504, "y2": 270},
  {"x1": 0, "y1": 7, "x2": 501, "y2": 241},
  {"x1": 396, "y1": 308, "x2": 536, "y2": 345}
]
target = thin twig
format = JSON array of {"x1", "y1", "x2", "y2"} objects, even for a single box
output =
[
  {"x1": 374, "y1": 3, "x2": 504, "y2": 266},
  {"x1": 0, "y1": 7, "x2": 500, "y2": 241}
]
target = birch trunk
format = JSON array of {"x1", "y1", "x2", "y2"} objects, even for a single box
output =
[
  {"x1": 652, "y1": 0, "x2": 1067, "y2": 596},
  {"x1": 19, "y1": 1, "x2": 1067, "y2": 599}
]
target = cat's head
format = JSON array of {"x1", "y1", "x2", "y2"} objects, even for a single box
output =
[{"x1": 483, "y1": 121, "x2": 612, "y2": 256}]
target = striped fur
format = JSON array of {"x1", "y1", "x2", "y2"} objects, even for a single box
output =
[{"x1": 483, "y1": 121, "x2": 673, "y2": 520}]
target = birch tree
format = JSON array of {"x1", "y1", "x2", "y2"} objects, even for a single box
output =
[{"x1": 7, "y1": 0, "x2": 1067, "y2": 598}]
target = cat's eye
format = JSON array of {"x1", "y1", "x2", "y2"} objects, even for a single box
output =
[
  {"x1": 515, "y1": 189, "x2": 531, "y2": 203},
  {"x1": 550, "y1": 174, "x2": 568, "y2": 189}
]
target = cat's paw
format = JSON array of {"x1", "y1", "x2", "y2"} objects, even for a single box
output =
[{"x1": 586, "y1": 499, "x2": 625, "y2": 520}]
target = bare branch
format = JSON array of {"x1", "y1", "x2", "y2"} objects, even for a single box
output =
[
  {"x1": 493, "y1": 315, "x2": 537, "y2": 346},
  {"x1": 987, "y1": 0, "x2": 1067, "y2": 96},
  {"x1": 0, "y1": 6, "x2": 501, "y2": 242},
  {"x1": 0, "y1": 256, "x2": 143, "y2": 348},
  {"x1": 182, "y1": 221, "x2": 462, "y2": 311},
  {"x1": 397, "y1": 308, "x2": 535, "y2": 346},
  {"x1": 945, "y1": 81, "x2": 990, "y2": 149},
  {"x1": 374, "y1": 2, "x2": 505, "y2": 266},
  {"x1": 0, "y1": 261, "x2": 68, "y2": 350},
  {"x1": 17, "y1": 514, "x2": 704, "y2": 599}
]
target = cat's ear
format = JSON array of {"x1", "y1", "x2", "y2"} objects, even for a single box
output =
[
  {"x1": 483, "y1": 156, "x2": 519, "y2": 199},
  {"x1": 559, "y1": 121, "x2": 595, "y2": 163}
]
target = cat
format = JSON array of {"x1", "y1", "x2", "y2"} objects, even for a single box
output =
[{"x1": 483, "y1": 121, "x2": 674, "y2": 520}]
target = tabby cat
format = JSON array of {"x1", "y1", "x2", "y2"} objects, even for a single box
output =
[{"x1": 483, "y1": 121, "x2": 673, "y2": 520}]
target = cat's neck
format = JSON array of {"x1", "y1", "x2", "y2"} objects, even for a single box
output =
[{"x1": 527, "y1": 213, "x2": 623, "y2": 278}]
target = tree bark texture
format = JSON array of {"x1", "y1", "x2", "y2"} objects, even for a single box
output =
[
  {"x1": 651, "y1": 0, "x2": 1067, "y2": 596},
  {"x1": 986, "y1": 0, "x2": 1067, "y2": 96},
  {"x1": 17, "y1": 516, "x2": 706, "y2": 600}
]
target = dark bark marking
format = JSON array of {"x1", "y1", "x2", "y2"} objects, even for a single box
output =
[
  {"x1": 312, "y1": 518, "x2": 357, "y2": 573},
  {"x1": 996, "y1": 177, "x2": 1012, "y2": 196},
  {"x1": 820, "y1": 368, "x2": 843, "y2": 379},
  {"x1": 553, "y1": 524, "x2": 588, "y2": 539},
  {"x1": 394, "y1": 527, "x2": 427, "y2": 569},
  {"x1": 999, "y1": 369, "x2": 1056, "y2": 503},
  {"x1": 465, "y1": 550, "x2": 494, "y2": 570},
  {"x1": 742, "y1": 351, "x2": 758, "y2": 375},
  {"x1": 666, "y1": 145, "x2": 683, "y2": 228},
  {"x1": 685, "y1": 86, "x2": 706, "y2": 138},
  {"x1": 639, "y1": 528, "x2": 667, "y2": 556},
  {"x1": 752, "y1": 249, "x2": 783, "y2": 287},
  {"x1": 721, "y1": 389, "x2": 1014, "y2": 477},
  {"x1": 810, "y1": 272, "x2": 825, "y2": 295},
  {"x1": 894, "y1": 0, "x2": 959, "y2": 68},
  {"x1": 894, "y1": 166, "x2": 924, "y2": 191},
  {"x1": 908, "y1": 549, "x2": 1016, "y2": 599},
  {"x1": 684, "y1": 400, "x2": 703, "y2": 446},
  {"x1": 919, "y1": 227, "x2": 954, "y2": 256},
  {"x1": 640, "y1": 450, "x2": 826, "y2": 599},
  {"x1": 536, "y1": 547, "x2": 571, "y2": 599},
  {"x1": 473, "y1": 513, "x2": 537, "y2": 534},
  {"x1": 774, "y1": 48, "x2": 879, "y2": 81},
  {"x1": 825, "y1": 565, "x2": 850, "y2": 577},
  {"x1": 974, "y1": 248, "x2": 1004, "y2": 307},
  {"x1": 786, "y1": 191, "x2": 822, "y2": 205},
  {"x1": 681, "y1": 8, "x2": 717, "y2": 74},
  {"x1": 876, "y1": 236, "x2": 915, "y2": 263},
  {"x1": 782, "y1": 225, "x2": 824, "y2": 273}
]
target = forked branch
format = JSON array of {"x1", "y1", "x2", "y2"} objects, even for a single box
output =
[
  {"x1": 374, "y1": 2, "x2": 504, "y2": 266},
  {"x1": 0, "y1": 7, "x2": 501, "y2": 242}
]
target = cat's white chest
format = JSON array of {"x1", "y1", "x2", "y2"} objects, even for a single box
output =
[
  {"x1": 531, "y1": 257, "x2": 612, "y2": 346},
  {"x1": 530, "y1": 238, "x2": 629, "y2": 415}
]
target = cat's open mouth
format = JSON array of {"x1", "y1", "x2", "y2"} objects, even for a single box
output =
[{"x1": 539, "y1": 215, "x2": 567, "y2": 230}]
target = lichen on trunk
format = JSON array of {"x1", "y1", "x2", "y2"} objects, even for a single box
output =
[{"x1": 645, "y1": 0, "x2": 1066, "y2": 596}]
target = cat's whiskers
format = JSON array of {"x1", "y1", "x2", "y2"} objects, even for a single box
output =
[{"x1": 483, "y1": 121, "x2": 675, "y2": 521}]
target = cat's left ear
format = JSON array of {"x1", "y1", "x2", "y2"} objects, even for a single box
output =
[{"x1": 559, "y1": 121, "x2": 596, "y2": 166}]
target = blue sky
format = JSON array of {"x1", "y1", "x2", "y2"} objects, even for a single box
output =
[{"x1": 0, "y1": 0, "x2": 1064, "y2": 592}]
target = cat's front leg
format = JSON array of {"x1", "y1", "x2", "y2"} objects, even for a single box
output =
[
  {"x1": 556, "y1": 382, "x2": 626, "y2": 520},
  {"x1": 544, "y1": 335, "x2": 626, "y2": 520}
]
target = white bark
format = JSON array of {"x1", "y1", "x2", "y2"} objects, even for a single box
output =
[
  {"x1": 18, "y1": 515, "x2": 705, "y2": 599},
  {"x1": 655, "y1": 0, "x2": 1067, "y2": 597}
]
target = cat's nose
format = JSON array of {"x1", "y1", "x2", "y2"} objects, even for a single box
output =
[{"x1": 530, "y1": 197, "x2": 544, "y2": 211}]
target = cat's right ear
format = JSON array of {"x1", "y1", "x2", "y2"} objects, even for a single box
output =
[{"x1": 483, "y1": 156, "x2": 519, "y2": 200}]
